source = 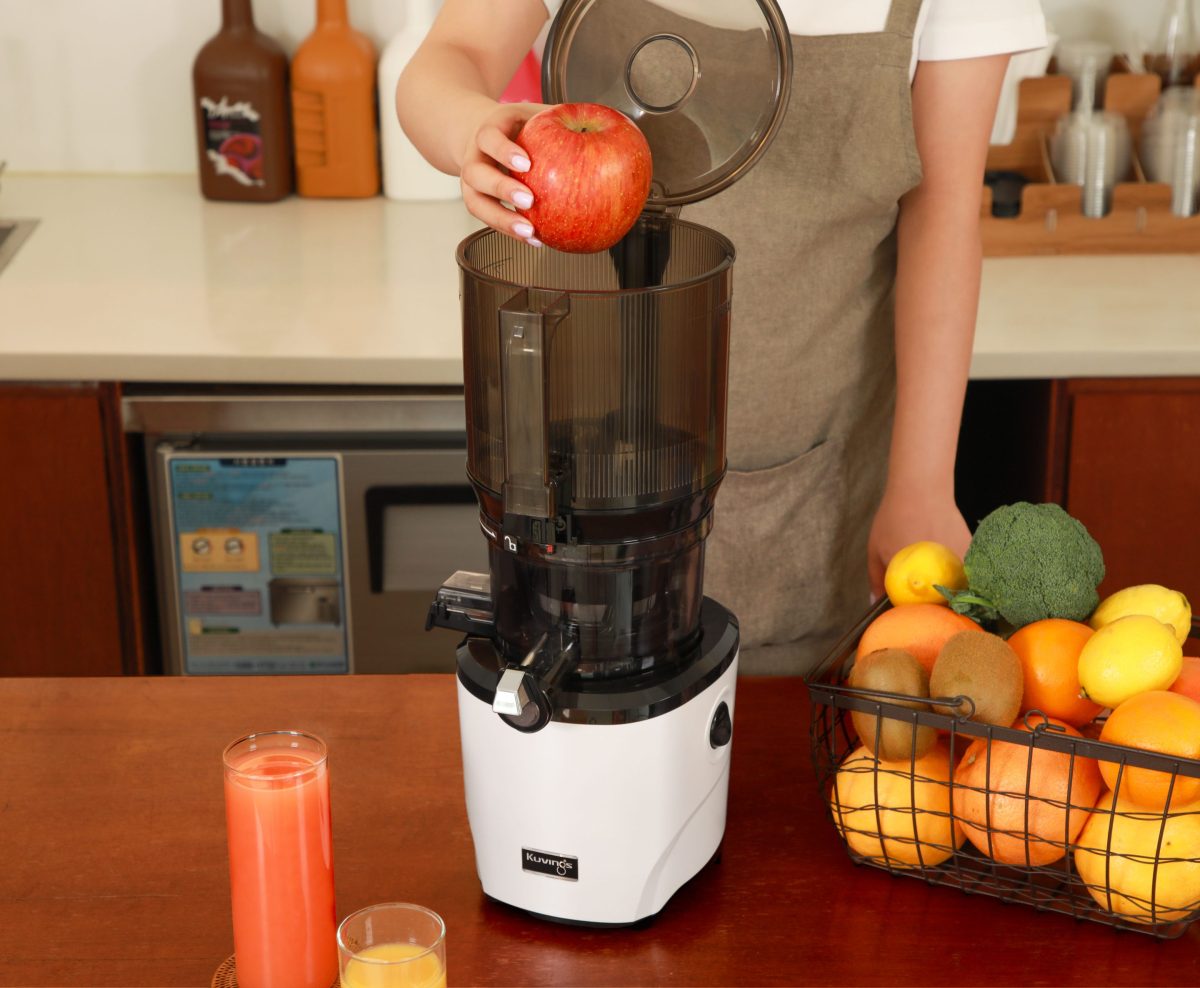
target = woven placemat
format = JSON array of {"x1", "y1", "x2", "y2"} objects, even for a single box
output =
[{"x1": 211, "y1": 956, "x2": 340, "y2": 988}]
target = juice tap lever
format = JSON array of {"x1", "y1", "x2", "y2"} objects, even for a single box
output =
[
  {"x1": 493, "y1": 631, "x2": 577, "y2": 732},
  {"x1": 492, "y1": 664, "x2": 537, "y2": 718}
]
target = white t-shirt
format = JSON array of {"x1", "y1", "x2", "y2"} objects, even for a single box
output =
[{"x1": 540, "y1": 1, "x2": 1048, "y2": 80}]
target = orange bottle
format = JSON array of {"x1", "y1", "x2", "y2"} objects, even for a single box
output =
[{"x1": 291, "y1": 0, "x2": 380, "y2": 197}]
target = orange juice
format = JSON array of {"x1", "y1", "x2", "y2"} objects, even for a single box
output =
[
  {"x1": 224, "y1": 736, "x2": 337, "y2": 988},
  {"x1": 341, "y1": 943, "x2": 447, "y2": 988}
]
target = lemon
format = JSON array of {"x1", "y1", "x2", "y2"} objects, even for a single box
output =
[
  {"x1": 884, "y1": 541, "x2": 966, "y2": 606},
  {"x1": 1090, "y1": 584, "x2": 1192, "y2": 645},
  {"x1": 1077, "y1": 614, "x2": 1183, "y2": 709},
  {"x1": 1075, "y1": 789, "x2": 1200, "y2": 923}
]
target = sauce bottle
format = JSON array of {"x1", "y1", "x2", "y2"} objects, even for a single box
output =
[
  {"x1": 292, "y1": 0, "x2": 381, "y2": 198},
  {"x1": 193, "y1": 0, "x2": 292, "y2": 202}
]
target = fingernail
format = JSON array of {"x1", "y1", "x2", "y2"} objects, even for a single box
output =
[
  {"x1": 513, "y1": 221, "x2": 534, "y2": 238},
  {"x1": 511, "y1": 154, "x2": 531, "y2": 172},
  {"x1": 526, "y1": 237, "x2": 543, "y2": 248},
  {"x1": 512, "y1": 189, "x2": 533, "y2": 209}
]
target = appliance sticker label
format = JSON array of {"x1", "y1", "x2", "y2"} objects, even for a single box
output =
[
  {"x1": 268, "y1": 530, "x2": 338, "y2": 574},
  {"x1": 183, "y1": 587, "x2": 262, "y2": 616},
  {"x1": 168, "y1": 455, "x2": 350, "y2": 675},
  {"x1": 200, "y1": 95, "x2": 265, "y2": 187},
  {"x1": 179, "y1": 528, "x2": 260, "y2": 572},
  {"x1": 521, "y1": 848, "x2": 579, "y2": 882}
]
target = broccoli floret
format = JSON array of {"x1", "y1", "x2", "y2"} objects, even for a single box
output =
[{"x1": 942, "y1": 502, "x2": 1105, "y2": 629}]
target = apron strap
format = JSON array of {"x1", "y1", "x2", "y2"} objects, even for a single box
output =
[{"x1": 884, "y1": 0, "x2": 924, "y2": 39}]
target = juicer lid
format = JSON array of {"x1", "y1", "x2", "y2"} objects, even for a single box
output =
[{"x1": 542, "y1": 0, "x2": 793, "y2": 208}]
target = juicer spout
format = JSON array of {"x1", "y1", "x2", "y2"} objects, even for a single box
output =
[
  {"x1": 492, "y1": 629, "x2": 577, "y2": 732},
  {"x1": 425, "y1": 570, "x2": 494, "y2": 636}
]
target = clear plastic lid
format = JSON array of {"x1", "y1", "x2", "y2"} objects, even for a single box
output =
[{"x1": 542, "y1": 0, "x2": 792, "y2": 208}]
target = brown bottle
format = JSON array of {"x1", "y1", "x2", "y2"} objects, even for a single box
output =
[
  {"x1": 193, "y1": 0, "x2": 292, "y2": 202},
  {"x1": 291, "y1": 0, "x2": 380, "y2": 198}
]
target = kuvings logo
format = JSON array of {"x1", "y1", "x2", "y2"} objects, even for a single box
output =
[{"x1": 522, "y1": 847, "x2": 579, "y2": 881}]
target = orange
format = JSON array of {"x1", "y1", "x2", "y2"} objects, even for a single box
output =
[
  {"x1": 1170, "y1": 656, "x2": 1200, "y2": 704},
  {"x1": 953, "y1": 718, "x2": 1103, "y2": 866},
  {"x1": 858, "y1": 604, "x2": 983, "y2": 675},
  {"x1": 829, "y1": 742, "x2": 964, "y2": 869},
  {"x1": 1007, "y1": 618, "x2": 1101, "y2": 727},
  {"x1": 1099, "y1": 690, "x2": 1200, "y2": 810}
]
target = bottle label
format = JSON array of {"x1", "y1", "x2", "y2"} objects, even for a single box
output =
[{"x1": 200, "y1": 96, "x2": 265, "y2": 187}]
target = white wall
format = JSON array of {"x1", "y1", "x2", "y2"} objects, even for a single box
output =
[
  {"x1": 1042, "y1": 0, "x2": 1168, "y2": 51},
  {"x1": 0, "y1": 0, "x2": 415, "y2": 175},
  {"x1": 0, "y1": 0, "x2": 1175, "y2": 175}
]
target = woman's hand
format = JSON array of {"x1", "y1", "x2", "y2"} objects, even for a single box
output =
[
  {"x1": 867, "y1": 487, "x2": 972, "y2": 601},
  {"x1": 460, "y1": 101, "x2": 552, "y2": 246}
]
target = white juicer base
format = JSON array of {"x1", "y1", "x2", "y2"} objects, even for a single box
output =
[{"x1": 456, "y1": 655, "x2": 738, "y2": 925}]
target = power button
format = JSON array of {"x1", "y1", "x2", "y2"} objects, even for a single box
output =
[{"x1": 709, "y1": 701, "x2": 732, "y2": 748}]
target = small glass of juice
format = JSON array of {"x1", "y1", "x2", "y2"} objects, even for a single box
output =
[{"x1": 337, "y1": 903, "x2": 447, "y2": 988}]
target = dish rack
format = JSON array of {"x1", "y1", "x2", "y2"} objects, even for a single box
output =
[
  {"x1": 982, "y1": 71, "x2": 1200, "y2": 255},
  {"x1": 806, "y1": 601, "x2": 1200, "y2": 940}
]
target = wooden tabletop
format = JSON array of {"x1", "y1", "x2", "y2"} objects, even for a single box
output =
[{"x1": 1, "y1": 674, "x2": 1196, "y2": 988}]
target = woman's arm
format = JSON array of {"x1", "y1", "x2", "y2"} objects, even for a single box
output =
[
  {"x1": 395, "y1": 0, "x2": 550, "y2": 242},
  {"x1": 867, "y1": 54, "x2": 1011, "y2": 596}
]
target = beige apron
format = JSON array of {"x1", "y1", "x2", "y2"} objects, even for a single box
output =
[{"x1": 686, "y1": 0, "x2": 926, "y2": 675}]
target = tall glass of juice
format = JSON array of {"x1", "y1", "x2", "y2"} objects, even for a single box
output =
[
  {"x1": 338, "y1": 902, "x2": 447, "y2": 988},
  {"x1": 223, "y1": 731, "x2": 338, "y2": 988}
]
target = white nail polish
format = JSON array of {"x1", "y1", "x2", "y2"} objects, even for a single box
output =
[
  {"x1": 526, "y1": 237, "x2": 543, "y2": 248},
  {"x1": 511, "y1": 155, "x2": 531, "y2": 172},
  {"x1": 512, "y1": 190, "x2": 533, "y2": 209},
  {"x1": 513, "y1": 221, "x2": 534, "y2": 238}
]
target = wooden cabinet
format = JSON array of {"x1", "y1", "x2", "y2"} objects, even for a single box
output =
[
  {"x1": 0, "y1": 384, "x2": 148, "y2": 676},
  {"x1": 958, "y1": 378, "x2": 1200, "y2": 609},
  {"x1": 1053, "y1": 379, "x2": 1200, "y2": 606}
]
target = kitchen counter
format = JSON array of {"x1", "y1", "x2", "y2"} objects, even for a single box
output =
[
  {"x1": 2, "y1": 174, "x2": 1200, "y2": 385},
  {"x1": 0, "y1": 175, "x2": 476, "y2": 386},
  {"x1": 0, "y1": 674, "x2": 1196, "y2": 987}
]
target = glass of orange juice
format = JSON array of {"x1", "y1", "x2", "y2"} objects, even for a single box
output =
[
  {"x1": 223, "y1": 731, "x2": 338, "y2": 988},
  {"x1": 337, "y1": 903, "x2": 447, "y2": 988}
]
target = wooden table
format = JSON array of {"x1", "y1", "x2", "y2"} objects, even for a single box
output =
[{"x1": 0, "y1": 675, "x2": 1196, "y2": 987}]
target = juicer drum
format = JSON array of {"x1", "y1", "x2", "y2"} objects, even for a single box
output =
[{"x1": 458, "y1": 215, "x2": 734, "y2": 521}]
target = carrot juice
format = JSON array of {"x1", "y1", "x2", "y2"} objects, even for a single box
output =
[{"x1": 223, "y1": 731, "x2": 337, "y2": 988}]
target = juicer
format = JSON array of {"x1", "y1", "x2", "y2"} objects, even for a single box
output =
[{"x1": 427, "y1": 0, "x2": 791, "y2": 926}]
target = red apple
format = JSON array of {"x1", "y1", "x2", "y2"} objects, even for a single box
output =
[{"x1": 515, "y1": 103, "x2": 653, "y2": 253}]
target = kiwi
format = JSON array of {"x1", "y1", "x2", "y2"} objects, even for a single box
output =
[
  {"x1": 848, "y1": 648, "x2": 937, "y2": 760},
  {"x1": 929, "y1": 630, "x2": 1024, "y2": 726}
]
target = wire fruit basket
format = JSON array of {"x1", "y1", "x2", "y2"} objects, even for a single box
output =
[{"x1": 806, "y1": 601, "x2": 1200, "y2": 940}]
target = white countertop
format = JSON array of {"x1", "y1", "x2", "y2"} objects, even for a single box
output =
[
  {"x1": 0, "y1": 175, "x2": 475, "y2": 385},
  {"x1": 2, "y1": 174, "x2": 1199, "y2": 384},
  {"x1": 973, "y1": 254, "x2": 1200, "y2": 379}
]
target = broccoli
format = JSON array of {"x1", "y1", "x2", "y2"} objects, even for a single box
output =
[{"x1": 940, "y1": 502, "x2": 1105, "y2": 629}]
